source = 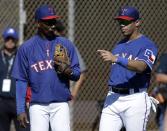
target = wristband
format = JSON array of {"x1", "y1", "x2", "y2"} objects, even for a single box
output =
[{"x1": 116, "y1": 56, "x2": 128, "y2": 67}]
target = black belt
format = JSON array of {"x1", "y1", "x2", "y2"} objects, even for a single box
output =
[{"x1": 111, "y1": 87, "x2": 140, "y2": 94}]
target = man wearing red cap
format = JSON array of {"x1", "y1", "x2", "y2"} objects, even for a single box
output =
[
  {"x1": 11, "y1": 5, "x2": 80, "y2": 131},
  {"x1": 97, "y1": 6, "x2": 158, "y2": 131}
]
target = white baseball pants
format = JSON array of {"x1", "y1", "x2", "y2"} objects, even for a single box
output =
[
  {"x1": 99, "y1": 91, "x2": 151, "y2": 131},
  {"x1": 29, "y1": 102, "x2": 70, "y2": 131}
]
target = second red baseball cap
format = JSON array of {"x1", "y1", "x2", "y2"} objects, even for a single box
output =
[{"x1": 115, "y1": 6, "x2": 140, "y2": 21}]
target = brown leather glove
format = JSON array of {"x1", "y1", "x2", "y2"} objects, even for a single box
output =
[{"x1": 54, "y1": 44, "x2": 72, "y2": 76}]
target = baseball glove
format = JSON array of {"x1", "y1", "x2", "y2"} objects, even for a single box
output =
[{"x1": 54, "y1": 44, "x2": 71, "y2": 75}]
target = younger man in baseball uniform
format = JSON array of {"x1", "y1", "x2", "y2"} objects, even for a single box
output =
[{"x1": 97, "y1": 6, "x2": 158, "y2": 131}]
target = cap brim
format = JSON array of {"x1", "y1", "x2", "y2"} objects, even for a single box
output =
[
  {"x1": 4, "y1": 35, "x2": 18, "y2": 40},
  {"x1": 42, "y1": 15, "x2": 61, "y2": 20},
  {"x1": 115, "y1": 16, "x2": 134, "y2": 21}
]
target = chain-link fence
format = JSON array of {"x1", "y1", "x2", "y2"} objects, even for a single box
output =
[
  {"x1": 1, "y1": 0, "x2": 167, "y2": 131},
  {"x1": 0, "y1": 0, "x2": 19, "y2": 44}
]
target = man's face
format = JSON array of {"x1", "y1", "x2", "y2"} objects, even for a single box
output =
[
  {"x1": 117, "y1": 19, "x2": 137, "y2": 36},
  {"x1": 38, "y1": 19, "x2": 57, "y2": 34},
  {"x1": 4, "y1": 37, "x2": 17, "y2": 50}
]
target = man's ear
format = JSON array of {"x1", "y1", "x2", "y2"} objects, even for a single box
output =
[
  {"x1": 37, "y1": 23, "x2": 40, "y2": 28},
  {"x1": 36, "y1": 21, "x2": 41, "y2": 28},
  {"x1": 135, "y1": 20, "x2": 141, "y2": 27}
]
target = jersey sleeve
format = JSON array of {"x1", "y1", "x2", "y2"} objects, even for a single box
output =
[
  {"x1": 11, "y1": 46, "x2": 29, "y2": 81},
  {"x1": 137, "y1": 44, "x2": 158, "y2": 70},
  {"x1": 156, "y1": 54, "x2": 167, "y2": 73}
]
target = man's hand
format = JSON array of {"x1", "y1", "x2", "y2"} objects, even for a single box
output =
[
  {"x1": 17, "y1": 112, "x2": 29, "y2": 128},
  {"x1": 97, "y1": 50, "x2": 117, "y2": 63}
]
